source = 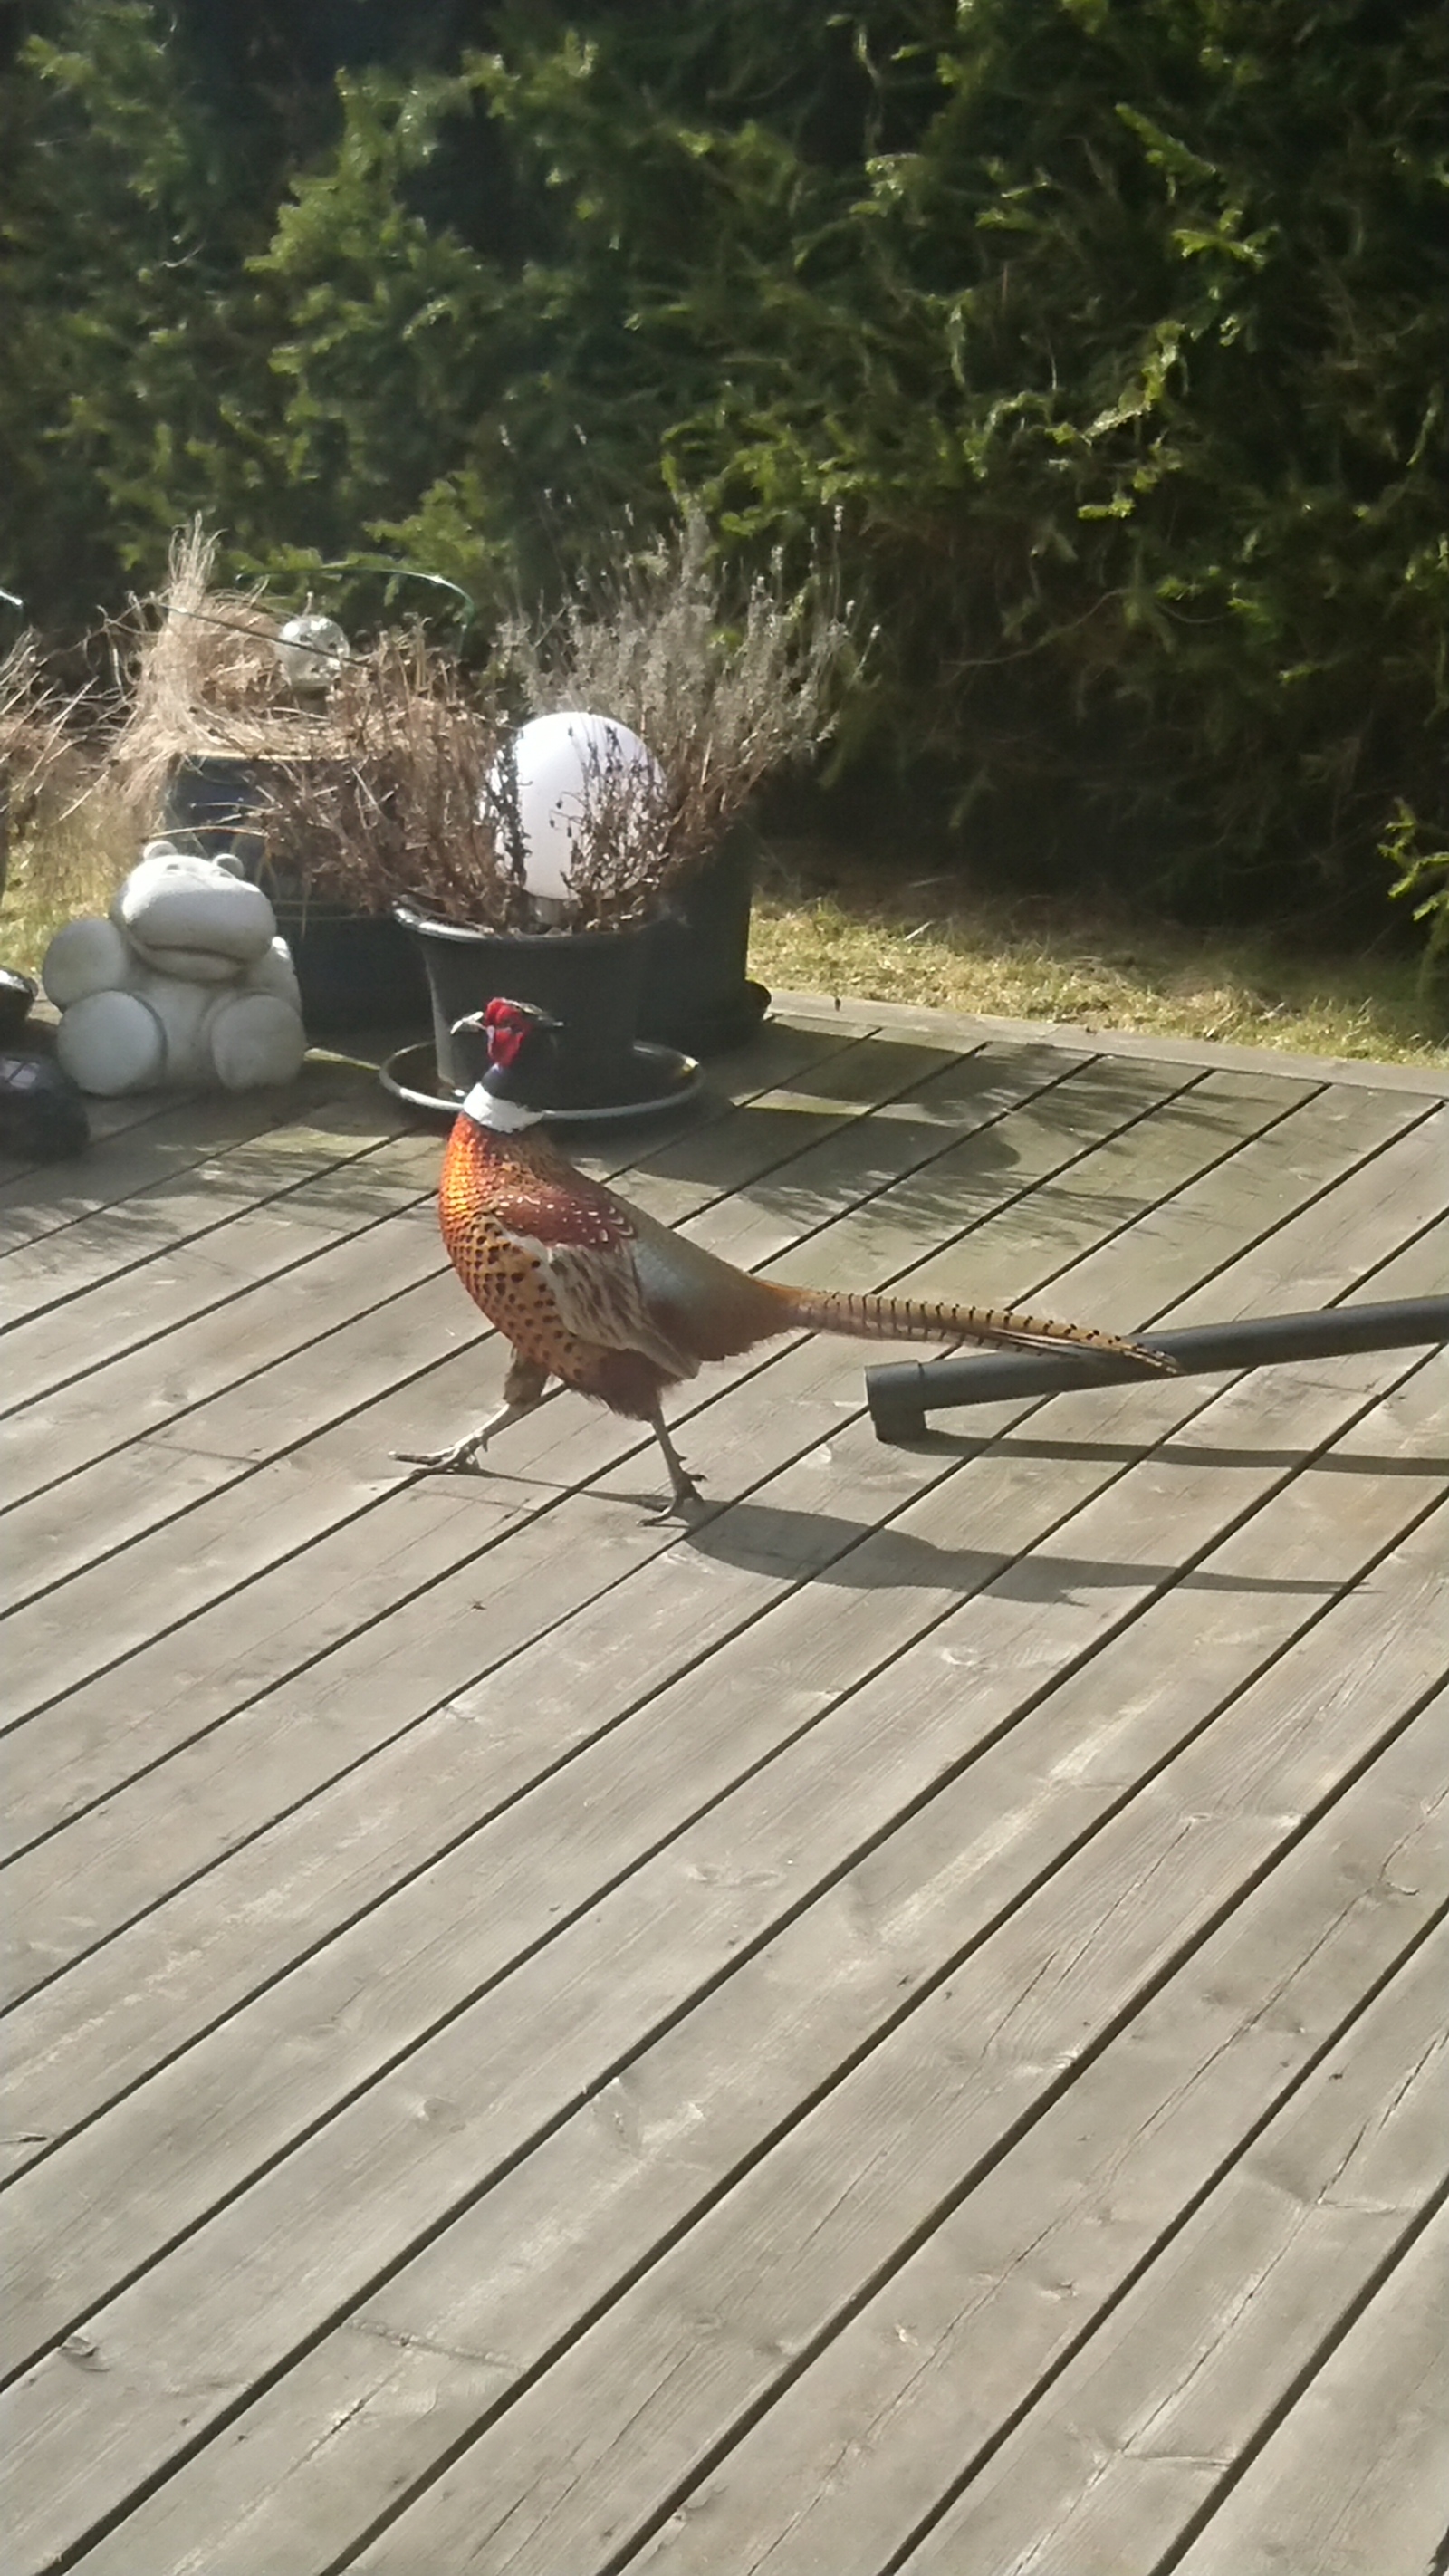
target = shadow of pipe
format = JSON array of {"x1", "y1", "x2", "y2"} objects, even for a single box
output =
[{"x1": 673, "y1": 1498, "x2": 1336, "y2": 1599}]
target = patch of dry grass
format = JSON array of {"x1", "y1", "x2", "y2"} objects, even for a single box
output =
[
  {"x1": 2, "y1": 776, "x2": 136, "y2": 976},
  {"x1": 750, "y1": 840, "x2": 1447, "y2": 1068}
]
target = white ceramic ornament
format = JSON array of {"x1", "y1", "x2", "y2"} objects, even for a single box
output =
[
  {"x1": 484, "y1": 711, "x2": 667, "y2": 904},
  {"x1": 276, "y1": 613, "x2": 350, "y2": 697},
  {"x1": 41, "y1": 845, "x2": 308, "y2": 1095}
]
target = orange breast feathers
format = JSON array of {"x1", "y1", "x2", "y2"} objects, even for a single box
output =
[
  {"x1": 436, "y1": 1115, "x2": 788, "y2": 1376},
  {"x1": 438, "y1": 1116, "x2": 633, "y2": 1256}
]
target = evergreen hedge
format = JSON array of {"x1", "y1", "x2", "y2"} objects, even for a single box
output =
[{"x1": 4, "y1": 0, "x2": 1446, "y2": 934}]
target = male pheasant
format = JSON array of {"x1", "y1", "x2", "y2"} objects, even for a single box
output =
[{"x1": 398, "y1": 999, "x2": 1174, "y2": 1509}]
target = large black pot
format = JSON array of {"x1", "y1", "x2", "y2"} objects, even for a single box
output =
[
  {"x1": 396, "y1": 907, "x2": 660, "y2": 1111},
  {"x1": 163, "y1": 755, "x2": 429, "y2": 1035},
  {"x1": 637, "y1": 819, "x2": 770, "y2": 1055}
]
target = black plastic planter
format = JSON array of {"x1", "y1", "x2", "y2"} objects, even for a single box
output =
[
  {"x1": 637, "y1": 821, "x2": 770, "y2": 1056},
  {"x1": 163, "y1": 755, "x2": 429, "y2": 1035},
  {"x1": 396, "y1": 906, "x2": 672, "y2": 1112}
]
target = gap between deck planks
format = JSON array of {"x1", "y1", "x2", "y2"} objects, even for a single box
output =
[
  {"x1": 0, "y1": 1104, "x2": 1443, "y2": 2221},
  {"x1": 0, "y1": 1014, "x2": 901, "y2": 1509},
  {"x1": 0, "y1": 1053, "x2": 402, "y2": 1260},
  {"x1": 0, "y1": 1017, "x2": 965, "y2": 1661},
  {"x1": 1167, "y1": 2190, "x2": 1449, "y2": 2576},
  {"x1": 0, "y1": 1040, "x2": 1199, "y2": 1714},
  {"x1": 0, "y1": 1017, "x2": 854, "y2": 1340},
  {"x1": 3, "y1": 1009, "x2": 1449, "y2": 2576},
  {"x1": 4, "y1": 1045, "x2": 1425, "y2": 1745},
  {"x1": 13, "y1": 1509, "x2": 1444, "y2": 2576},
  {"x1": 0, "y1": 1074, "x2": 1440, "y2": 2025},
  {"x1": 6, "y1": 1322, "x2": 1444, "y2": 2273},
  {"x1": 882, "y1": 1920, "x2": 1448, "y2": 2576},
  {"x1": 0, "y1": 1329, "x2": 1441, "y2": 2555},
  {"x1": 265, "y1": 1627, "x2": 1449, "y2": 2576}
]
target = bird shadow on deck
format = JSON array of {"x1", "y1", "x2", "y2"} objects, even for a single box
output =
[{"x1": 659, "y1": 1498, "x2": 1336, "y2": 1600}]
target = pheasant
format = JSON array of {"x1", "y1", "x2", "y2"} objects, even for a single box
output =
[{"x1": 398, "y1": 999, "x2": 1175, "y2": 1509}]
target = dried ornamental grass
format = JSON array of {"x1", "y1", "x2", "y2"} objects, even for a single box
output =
[
  {"x1": 98, "y1": 512, "x2": 857, "y2": 936},
  {"x1": 104, "y1": 520, "x2": 341, "y2": 824},
  {"x1": 0, "y1": 636, "x2": 91, "y2": 841},
  {"x1": 258, "y1": 632, "x2": 526, "y2": 924},
  {"x1": 495, "y1": 507, "x2": 856, "y2": 892}
]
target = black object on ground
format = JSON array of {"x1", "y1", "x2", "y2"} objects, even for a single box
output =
[
  {"x1": 0, "y1": 966, "x2": 38, "y2": 1038},
  {"x1": 0, "y1": 1048, "x2": 90, "y2": 1158},
  {"x1": 637, "y1": 822, "x2": 771, "y2": 1056},
  {"x1": 866, "y1": 1295, "x2": 1449, "y2": 1441}
]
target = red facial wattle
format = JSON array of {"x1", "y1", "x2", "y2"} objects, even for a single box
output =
[{"x1": 484, "y1": 1000, "x2": 529, "y2": 1069}]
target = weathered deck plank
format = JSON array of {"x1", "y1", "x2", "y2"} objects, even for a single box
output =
[
  {"x1": 893, "y1": 1918, "x2": 1447, "y2": 2576},
  {"x1": 284, "y1": 1546, "x2": 1449, "y2": 2576},
  {"x1": 0, "y1": 1041, "x2": 1185, "y2": 1746},
  {"x1": 1171, "y1": 2192, "x2": 1449, "y2": 2576},
  {"x1": 3, "y1": 1382, "x2": 1444, "y2": 2559},
  {"x1": 53, "y1": 1397, "x2": 1449, "y2": 2576},
  {"x1": 0, "y1": 1004, "x2": 1444, "y2": 2576},
  {"x1": 0, "y1": 1020, "x2": 971, "y2": 1685},
  {"x1": 0, "y1": 1055, "x2": 1342, "y2": 2035}
]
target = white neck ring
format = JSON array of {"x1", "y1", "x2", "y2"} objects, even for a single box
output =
[{"x1": 460, "y1": 1081, "x2": 542, "y2": 1132}]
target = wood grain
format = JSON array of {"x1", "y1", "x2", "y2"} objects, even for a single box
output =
[{"x1": 0, "y1": 1004, "x2": 1444, "y2": 2576}]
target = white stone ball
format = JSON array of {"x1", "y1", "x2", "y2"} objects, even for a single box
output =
[
  {"x1": 41, "y1": 915, "x2": 132, "y2": 1009},
  {"x1": 208, "y1": 994, "x2": 309, "y2": 1091},
  {"x1": 484, "y1": 711, "x2": 667, "y2": 903},
  {"x1": 276, "y1": 613, "x2": 350, "y2": 697},
  {"x1": 55, "y1": 990, "x2": 167, "y2": 1095}
]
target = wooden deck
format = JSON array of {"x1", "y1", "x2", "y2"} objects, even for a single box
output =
[{"x1": 2, "y1": 995, "x2": 1446, "y2": 2576}]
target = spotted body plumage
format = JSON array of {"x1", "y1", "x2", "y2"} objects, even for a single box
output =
[{"x1": 401, "y1": 999, "x2": 1176, "y2": 1508}]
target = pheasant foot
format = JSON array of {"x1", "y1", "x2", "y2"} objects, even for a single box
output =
[
  {"x1": 394, "y1": 1392, "x2": 539, "y2": 1475},
  {"x1": 395, "y1": 1356, "x2": 550, "y2": 1475},
  {"x1": 645, "y1": 1404, "x2": 706, "y2": 1518},
  {"x1": 394, "y1": 1435, "x2": 493, "y2": 1474}
]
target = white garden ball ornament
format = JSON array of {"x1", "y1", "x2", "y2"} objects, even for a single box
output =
[
  {"x1": 55, "y1": 990, "x2": 171, "y2": 1095},
  {"x1": 276, "y1": 613, "x2": 350, "y2": 698},
  {"x1": 484, "y1": 711, "x2": 667, "y2": 905},
  {"x1": 41, "y1": 843, "x2": 308, "y2": 1096}
]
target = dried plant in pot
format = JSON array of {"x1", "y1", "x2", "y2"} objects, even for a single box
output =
[
  {"x1": 496, "y1": 508, "x2": 858, "y2": 1053},
  {"x1": 263, "y1": 642, "x2": 694, "y2": 1114},
  {"x1": 97, "y1": 525, "x2": 425, "y2": 1032}
]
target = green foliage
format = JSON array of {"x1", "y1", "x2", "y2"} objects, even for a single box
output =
[
  {"x1": 3, "y1": 0, "x2": 1447, "y2": 933},
  {"x1": 0, "y1": 1, "x2": 291, "y2": 617},
  {"x1": 1383, "y1": 804, "x2": 1449, "y2": 986}
]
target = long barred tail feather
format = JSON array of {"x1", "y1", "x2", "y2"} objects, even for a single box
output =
[{"x1": 770, "y1": 1284, "x2": 1174, "y2": 1373}]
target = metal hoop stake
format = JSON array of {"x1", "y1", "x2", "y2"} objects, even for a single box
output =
[{"x1": 865, "y1": 1294, "x2": 1449, "y2": 1442}]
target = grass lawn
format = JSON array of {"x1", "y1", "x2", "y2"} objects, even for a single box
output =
[
  {"x1": 751, "y1": 837, "x2": 1445, "y2": 1069},
  {"x1": 3, "y1": 803, "x2": 1443, "y2": 1071}
]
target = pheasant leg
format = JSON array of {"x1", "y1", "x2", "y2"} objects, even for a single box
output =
[
  {"x1": 395, "y1": 1353, "x2": 549, "y2": 1474},
  {"x1": 646, "y1": 1402, "x2": 705, "y2": 1515}
]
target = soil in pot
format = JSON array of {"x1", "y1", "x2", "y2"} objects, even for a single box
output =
[
  {"x1": 397, "y1": 907, "x2": 673, "y2": 1112},
  {"x1": 164, "y1": 755, "x2": 429, "y2": 1035},
  {"x1": 637, "y1": 818, "x2": 770, "y2": 1054}
]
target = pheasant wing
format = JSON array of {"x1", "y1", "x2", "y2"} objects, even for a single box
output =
[
  {"x1": 532, "y1": 1234, "x2": 702, "y2": 1379},
  {"x1": 478, "y1": 1167, "x2": 701, "y2": 1377},
  {"x1": 482, "y1": 1159, "x2": 782, "y2": 1373}
]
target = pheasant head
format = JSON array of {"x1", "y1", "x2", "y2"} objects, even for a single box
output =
[{"x1": 454, "y1": 998, "x2": 561, "y2": 1129}]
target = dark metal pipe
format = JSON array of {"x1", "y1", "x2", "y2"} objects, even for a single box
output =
[{"x1": 866, "y1": 1295, "x2": 1449, "y2": 1442}]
